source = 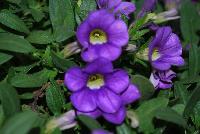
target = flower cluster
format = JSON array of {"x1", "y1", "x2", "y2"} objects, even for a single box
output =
[
  {"x1": 65, "y1": 0, "x2": 140, "y2": 124},
  {"x1": 149, "y1": 27, "x2": 184, "y2": 89},
  {"x1": 64, "y1": 0, "x2": 184, "y2": 126}
]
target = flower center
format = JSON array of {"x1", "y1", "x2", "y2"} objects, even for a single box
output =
[
  {"x1": 89, "y1": 29, "x2": 107, "y2": 45},
  {"x1": 152, "y1": 48, "x2": 161, "y2": 61},
  {"x1": 87, "y1": 74, "x2": 105, "y2": 90}
]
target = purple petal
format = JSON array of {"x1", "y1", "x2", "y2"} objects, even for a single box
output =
[
  {"x1": 76, "y1": 21, "x2": 91, "y2": 48},
  {"x1": 159, "y1": 81, "x2": 173, "y2": 89},
  {"x1": 102, "y1": 106, "x2": 126, "y2": 124},
  {"x1": 121, "y1": 84, "x2": 141, "y2": 104},
  {"x1": 98, "y1": 44, "x2": 122, "y2": 61},
  {"x1": 107, "y1": 0, "x2": 121, "y2": 8},
  {"x1": 92, "y1": 129, "x2": 109, "y2": 134},
  {"x1": 152, "y1": 60, "x2": 171, "y2": 70},
  {"x1": 114, "y1": 2, "x2": 136, "y2": 18},
  {"x1": 81, "y1": 46, "x2": 99, "y2": 62},
  {"x1": 97, "y1": 0, "x2": 121, "y2": 9},
  {"x1": 64, "y1": 67, "x2": 87, "y2": 92},
  {"x1": 77, "y1": 109, "x2": 102, "y2": 118},
  {"x1": 84, "y1": 58, "x2": 113, "y2": 74},
  {"x1": 87, "y1": 10, "x2": 115, "y2": 30},
  {"x1": 105, "y1": 69, "x2": 129, "y2": 94},
  {"x1": 160, "y1": 56, "x2": 184, "y2": 66},
  {"x1": 70, "y1": 89, "x2": 97, "y2": 112},
  {"x1": 108, "y1": 20, "x2": 129, "y2": 47},
  {"x1": 97, "y1": 87, "x2": 122, "y2": 113}
]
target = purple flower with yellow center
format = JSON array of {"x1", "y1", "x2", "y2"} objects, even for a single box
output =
[
  {"x1": 150, "y1": 70, "x2": 176, "y2": 89},
  {"x1": 77, "y1": 10, "x2": 129, "y2": 62},
  {"x1": 64, "y1": 58, "x2": 140, "y2": 124},
  {"x1": 148, "y1": 26, "x2": 184, "y2": 71},
  {"x1": 97, "y1": 0, "x2": 136, "y2": 18}
]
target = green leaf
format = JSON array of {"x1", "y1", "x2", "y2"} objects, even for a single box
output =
[
  {"x1": 155, "y1": 107, "x2": 187, "y2": 128},
  {"x1": 0, "y1": 10, "x2": 29, "y2": 34},
  {"x1": 29, "y1": 9, "x2": 45, "y2": 22},
  {"x1": 180, "y1": 1, "x2": 200, "y2": 45},
  {"x1": 0, "y1": 111, "x2": 45, "y2": 134},
  {"x1": 0, "y1": 52, "x2": 13, "y2": 65},
  {"x1": 51, "y1": 51, "x2": 76, "y2": 71},
  {"x1": 116, "y1": 123, "x2": 134, "y2": 134},
  {"x1": 26, "y1": 30, "x2": 54, "y2": 44},
  {"x1": 46, "y1": 80, "x2": 65, "y2": 115},
  {"x1": 6, "y1": 0, "x2": 21, "y2": 4},
  {"x1": 19, "y1": 93, "x2": 34, "y2": 99},
  {"x1": 174, "y1": 82, "x2": 189, "y2": 105},
  {"x1": 49, "y1": 0, "x2": 75, "y2": 42},
  {"x1": 10, "y1": 69, "x2": 54, "y2": 88},
  {"x1": 132, "y1": 75, "x2": 155, "y2": 100},
  {"x1": 0, "y1": 33, "x2": 35, "y2": 53},
  {"x1": 184, "y1": 85, "x2": 200, "y2": 118},
  {"x1": 192, "y1": 101, "x2": 200, "y2": 128},
  {"x1": 136, "y1": 97, "x2": 169, "y2": 133},
  {"x1": 78, "y1": 0, "x2": 97, "y2": 19},
  {"x1": 0, "y1": 82, "x2": 20, "y2": 118},
  {"x1": 189, "y1": 45, "x2": 200, "y2": 77},
  {"x1": 77, "y1": 115, "x2": 101, "y2": 130},
  {"x1": 0, "y1": 105, "x2": 5, "y2": 127}
]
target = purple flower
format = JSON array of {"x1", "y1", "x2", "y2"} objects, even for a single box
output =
[
  {"x1": 77, "y1": 10, "x2": 129, "y2": 62},
  {"x1": 137, "y1": 0, "x2": 157, "y2": 18},
  {"x1": 97, "y1": 0, "x2": 136, "y2": 18},
  {"x1": 64, "y1": 58, "x2": 140, "y2": 124},
  {"x1": 150, "y1": 70, "x2": 176, "y2": 89},
  {"x1": 148, "y1": 26, "x2": 184, "y2": 71}
]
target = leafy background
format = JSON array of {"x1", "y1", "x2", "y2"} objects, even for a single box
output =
[{"x1": 0, "y1": 0, "x2": 200, "y2": 134}]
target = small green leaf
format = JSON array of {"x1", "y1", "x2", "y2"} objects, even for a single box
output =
[
  {"x1": 0, "y1": 33, "x2": 35, "y2": 53},
  {"x1": 26, "y1": 30, "x2": 54, "y2": 44},
  {"x1": 19, "y1": 93, "x2": 34, "y2": 99},
  {"x1": 155, "y1": 107, "x2": 187, "y2": 128},
  {"x1": 49, "y1": 0, "x2": 75, "y2": 42},
  {"x1": 132, "y1": 75, "x2": 155, "y2": 100},
  {"x1": 77, "y1": 115, "x2": 102, "y2": 130},
  {"x1": 0, "y1": 10, "x2": 29, "y2": 34},
  {"x1": 174, "y1": 82, "x2": 189, "y2": 105},
  {"x1": 116, "y1": 123, "x2": 134, "y2": 134},
  {"x1": 46, "y1": 80, "x2": 65, "y2": 115},
  {"x1": 0, "y1": 82, "x2": 20, "y2": 118},
  {"x1": 0, "y1": 111, "x2": 45, "y2": 134},
  {"x1": 0, "y1": 52, "x2": 13, "y2": 65},
  {"x1": 189, "y1": 45, "x2": 200, "y2": 77},
  {"x1": 136, "y1": 97, "x2": 169, "y2": 133},
  {"x1": 51, "y1": 51, "x2": 76, "y2": 71},
  {"x1": 184, "y1": 85, "x2": 200, "y2": 118},
  {"x1": 10, "y1": 69, "x2": 54, "y2": 88}
]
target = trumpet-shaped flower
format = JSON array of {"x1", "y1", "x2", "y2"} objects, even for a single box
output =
[
  {"x1": 148, "y1": 26, "x2": 184, "y2": 70},
  {"x1": 77, "y1": 10, "x2": 129, "y2": 62},
  {"x1": 64, "y1": 58, "x2": 140, "y2": 124}
]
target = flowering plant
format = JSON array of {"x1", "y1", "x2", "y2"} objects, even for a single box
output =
[{"x1": 0, "y1": 0, "x2": 200, "y2": 134}]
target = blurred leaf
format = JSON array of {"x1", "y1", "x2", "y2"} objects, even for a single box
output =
[
  {"x1": 189, "y1": 45, "x2": 200, "y2": 77},
  {"x1": 0, "y1": 10, "x2": 29, "y2": 34},
  {"x1": 19, "y1": 93, "x2": 34, "y2": 99},
  {"x1": 77, "y1": 115, "x2": 101, "y2": 130},
  {"x1": 192, "y1": 101, "x2": 200, "y2": 128},
  {"x1": 180, "y1": 1, "x2": 200, "y2": 45},
  {"x1": 10, "y1": 69, "x2": 55, "y2": 88},
  {"x1": 116, "y1": 123, "x2": 134, "y2": 134},
  {"x1": 155, "y1": 107, "x2": 187, "y2": 128},
  {"x1": 0, "y1": 33, "x2": 35, "y2": 53},
  {"x1": 132, "y1": 75, "x2": 155, "y2": 100},
  {"x1": 26, "y1": 30, "x2": 54, "y2": 44},
  {"x1": 14, "y1": 62, "x2": 39, "y2": 73},
  {"x1": 46, "y1": 80, "x2": 65, "y2": 115},
  {"x1": 0, "y1": 105, "x2": 5, "y2": 127},
  {"x1": 130, "y1": 29, "x2": 149, "y2": 40},
  {"x1": 29, "y1": 9, "x2": 45, "y2": 22},
  {"x1": 78, "y1": 0, "x2": 97, "y2": 19},
  {"x1": 136, "y1": 97, "x2": 169, "y2": 133},
  {"x1": 172, "y1": 104, "x2": 185, "y2": 115},
  {"x1": 0, "y1": 82, "x2": 20, "y2": 118},
  {"x1": 51, "y1": 51, "x2": 76, "y2": 71},
  {"x1": 0, "y1": 111, "x2": 45, "y2": 134},
  {"x1": 174, "y1": 82, "x2": 189, "y2": 105},
  {"x1": 49, "y1": 0, "x2": 75, "y2": 42},
  {"x1": 184, "y1": 85, "x2": 200, "y2": 118},
  {"x1": 0, "y1": 52, "x2": 13, "y2": 65}
]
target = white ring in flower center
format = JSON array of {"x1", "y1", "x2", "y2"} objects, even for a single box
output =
[
  {"x1": 152, "y1": 48, "x2": 161, "y2": 61},
  {"x1": 89, "y1": 29, "x2": 107, "y2": 45},
  {"x1": 87, "y1": 74, "x2": 105, "y2": 90}
]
